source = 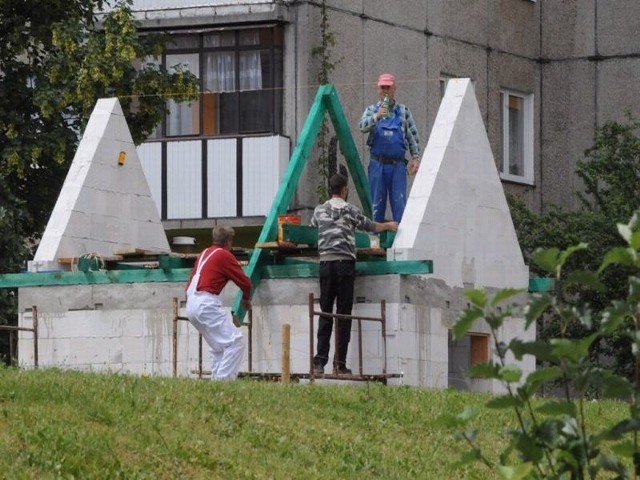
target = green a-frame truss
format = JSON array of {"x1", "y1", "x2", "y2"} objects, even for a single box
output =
[
  {"x1": 231, "y1": 84, "x2": 372, "y2": 323},
  {"x1": 231, "y1": 84, "x2": 434, "y2": 324}
]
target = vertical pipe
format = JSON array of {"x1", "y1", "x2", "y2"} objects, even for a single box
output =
[
  {"x1": 33, "y1": 306, "x2": 38, "y2": 369},
  {"x1": 309, "y1": 292, "x2": 315, "y2": 381},
  {"x1": 381, "y1": 300, "x2": 387, "y2": 375},
  {"x1": 9, "y1": 330, "x2": 14, "y2": 367},
  {"x1": 198, "y1": 334, "x2": 203, "y2": 379},
  {"x1": 357, "y1": 319, "x2": 363, "y2": 376},
  {"x1": 248, "y1": 308, "x2": 253, "y2": 373},
  {"x1": 281, "y1": 323, "x2": 291, "y2": 384},
  {"x1": 172, "y1": 297, "x2": 178, "y2": 377}
]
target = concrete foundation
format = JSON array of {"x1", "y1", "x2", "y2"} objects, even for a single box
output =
[{"x1": 18, "y1": 275, "x2": 535, "y2": 391}]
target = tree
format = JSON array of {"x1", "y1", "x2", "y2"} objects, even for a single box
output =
[
  {"x1": 0, "y1": 0, "x2": 198, "y2": 233},
  {"x1": 0, "y1": 0, "x2": 199, "y2": 361}
]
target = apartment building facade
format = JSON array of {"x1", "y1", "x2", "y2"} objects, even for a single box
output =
[{"x1": 128, "y1": 0, "x2": 640, "y2": 234}]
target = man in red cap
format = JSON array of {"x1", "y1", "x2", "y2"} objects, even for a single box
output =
[{"x1": 358, "y1": 73, "x2": 421, "y2": 222}]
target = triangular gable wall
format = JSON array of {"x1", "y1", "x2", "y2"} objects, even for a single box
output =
[
  {"x1": 33, "y1": 98, "x2": 170, "y2": 269},
  {"x1": 388, "y1": 78, "x2": 529, "y2": 288}
]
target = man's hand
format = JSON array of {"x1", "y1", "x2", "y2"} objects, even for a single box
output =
[
  {"x1": 241, "y1": 298, "x2": 252, "y2": 311},
  {"x1": 376, "y1": 106, "x2": 388, "y2": 120},
  {"x1": 386, "y1": 221, "x2": 399, "y2": 232},
  {"x1": 408, "y1": 158, "x2": 420, "y2": 176}
]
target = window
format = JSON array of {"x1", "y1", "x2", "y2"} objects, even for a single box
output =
[
  {"x1": 158, "y1": 26, "x2": 284, "y2": 138},
  {"x1": 499, "y1": 89, "x2": 534, "y2": 185}
]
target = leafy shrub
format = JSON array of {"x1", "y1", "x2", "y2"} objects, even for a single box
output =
[{"x1": 441, "y1": 212, "x2": 640, "y2": 479}]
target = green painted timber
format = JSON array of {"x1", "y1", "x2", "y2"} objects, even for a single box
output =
[
  {"x1": 0, "y1": 269, "x2": 193, "y2": 288},
  {"x1": 529, "y1": 277, "x2": 554, "y2": 292},
  {"x1": 261, "y1": 260, "x2": 433, "y2": 279},
  {"x1": 232, "y1": 84, "x2": 372, "y2": 324}
]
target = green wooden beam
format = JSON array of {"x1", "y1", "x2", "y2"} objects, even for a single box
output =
[
  {"x1": 322, "y1": 85, "x2": 372, "y2": 218},
  {"x1": 261, "y1": 260, "x2": 433, "y2": 279},
  {"x1": 0, "y1": 269, "x2": 193, "y2": 288},
  {"x1": 231, "y1": 85, "x2": 330, "y2": 323}
]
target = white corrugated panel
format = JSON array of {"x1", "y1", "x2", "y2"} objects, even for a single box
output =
[
  {"x1": 207, "y1": 138, "x2": 237, "y2": 217},
  {"x1": 167, "y1": 141, "x2": 202, "y2": 219},
  {"x1": 137, "y1": 142, "x2": 163, "y2": 218},
  {"x1": 242, "y1": 135, "x2": 289, "y2": 216}
]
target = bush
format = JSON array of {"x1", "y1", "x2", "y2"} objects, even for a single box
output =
[{"x1": 441, "y1": 212, "x2": 640, "y2": 479}]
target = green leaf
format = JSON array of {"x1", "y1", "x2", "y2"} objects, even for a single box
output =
[
  {"x1": 550, "y1": 333, "x2": 598, "y2": 363},
  {"x1": 525, "y1": 366, "x2": 563, "y2": 391},
  {"x1": 617, "y1": 223, "x2": 632, "y2": 243},
  {"x1": 535, "y1": 400, "x2": 577, "y2": 417},
  {"x1": 523, "y1": 294, "x2": 552, "y2": 329},
  {"x1": 468, "y1": 362, "x2": 500, "y2": 380},
  {"x1": 453, "y1": 308, "x2": 483, "y2": 340},
  {"x1": 608, "y1": 418, "x2": 640, "y2": 437},
  {"x1": 497, "y1": 463, "x2": 533, "y2": 480},
  {"x1": 486, "y1": 394, "x2": 522, "y2": 409},
  {"x1": 565, "y1": 270, "x2": 605, "y2": 292},
  {"x1": 598, "y1": 247, "x2": 636, "y2": 273},
  {"x1": 464, "y1": 289, "x2": 487, "y2": 308},
  {"x1": 557, "y1": 243, "x2": 588, "y2": 269},
  {"x1": 498, "y1": 365, "x2": 522, "y2": 383},
  {"x1": 510, "y1": 339, "x2": 555, "y2": 362},
  {"x1": 490, "y1": 288, "x2": 525, "y2": 308},
  {"x1": 532, "y1": 247, "x2": 561, "y2": 274}
]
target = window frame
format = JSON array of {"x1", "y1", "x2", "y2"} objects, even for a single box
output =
[
  {"x1": 499, "y1": 88, "x2": 534, "y2": 185},
  {"x1": 157, "y1": 25, "x2": 284, "y2": 139}
]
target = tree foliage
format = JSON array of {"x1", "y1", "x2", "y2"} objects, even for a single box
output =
[
  {"x1": 0, "y1": 0, "x2": 199, "y2": 361},
  {"x1": 0, "y1": 0, "x2": 198, "y2": 245},
  {"x1": 509, "y1": 114, "x2": 640, "y2": 378}
]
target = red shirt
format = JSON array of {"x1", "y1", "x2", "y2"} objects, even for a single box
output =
[{"x1": 186, "y1": 246, "x2": 251, "y2": 301}]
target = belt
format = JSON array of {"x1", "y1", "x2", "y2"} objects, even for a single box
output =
[{"x1": 370, "y1": 155, "x2": 405, "y2": 165}]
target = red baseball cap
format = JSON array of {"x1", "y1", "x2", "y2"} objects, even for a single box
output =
[{"x1": 377, "y1": 73, "x2": 395, "y2": 87}]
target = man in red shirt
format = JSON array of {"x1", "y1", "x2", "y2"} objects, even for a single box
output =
[{"x1": 185, "y1": 226, "x2": 251, "y2": 380}]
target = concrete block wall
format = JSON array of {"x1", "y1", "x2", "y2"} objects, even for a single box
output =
[{"x1": 18, "y1": 275, "x2": 535, "y2": 392}]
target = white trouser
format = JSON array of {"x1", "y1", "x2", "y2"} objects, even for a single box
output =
[{"x1": 186, "y1": 291, "x2": 245, "y2": 380}]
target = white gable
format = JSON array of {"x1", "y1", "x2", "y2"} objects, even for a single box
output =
[
  {"x1": 33, "y1": 98, "x2": 170, "y2": 266},
  {"x1": 388, "y1": 78, "x2": 529, "y2": 289}
]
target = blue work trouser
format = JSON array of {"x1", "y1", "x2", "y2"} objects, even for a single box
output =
[{"x1": 368, "y1": 159, "x2": 407, "y2": 222}]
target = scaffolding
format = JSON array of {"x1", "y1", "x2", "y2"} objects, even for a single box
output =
[{"x1": 171, "y1": 295, "x2": 401, "y2": 384}]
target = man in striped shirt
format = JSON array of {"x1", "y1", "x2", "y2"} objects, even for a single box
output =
[{"x1": 311, "y1": 174, "x2": 397, "y2": 375}]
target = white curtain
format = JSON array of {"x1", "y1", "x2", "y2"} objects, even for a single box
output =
[
  {"x1": 239, "y1": 51, "x2": 263, "y2": 91},
  {"x1": 167, "y1": 53, "x2": 199, "y2": 136},
  {"x1": 204, "y1": 52, "x2": 235, "y2": 92}
]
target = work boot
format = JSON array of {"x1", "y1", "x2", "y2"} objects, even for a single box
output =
[{"x1": 313, "y1": 364, "x2": 324, "y2": 375}]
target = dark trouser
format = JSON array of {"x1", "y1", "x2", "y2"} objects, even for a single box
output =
[{"x1": 314, "y1": 259, "x2": 355, "y2": 369}]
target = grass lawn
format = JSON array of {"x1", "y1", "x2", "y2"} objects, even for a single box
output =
[{"x1": 0, "y1": 367, "x2": 629, "y2": 479}]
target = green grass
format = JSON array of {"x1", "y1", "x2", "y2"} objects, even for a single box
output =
[{"x1": 0, "y1": 368, "x2": 629, "y2": 479}]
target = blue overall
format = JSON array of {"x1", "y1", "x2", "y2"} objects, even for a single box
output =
[{"x1": 368, "y1": 106, "x2": 407, "y2": 222}]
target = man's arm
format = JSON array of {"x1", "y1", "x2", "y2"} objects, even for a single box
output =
[
  {"x1": 404, "y1": 106, "x2": 422, "y2": 175},
  {"x1": 373, "y1": 221, "x2": 398, "y2": 233},
  {"x1": 358, "y1": 104, "x2": 379, "y2": 133}
]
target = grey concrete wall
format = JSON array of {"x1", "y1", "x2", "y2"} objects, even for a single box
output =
[{"x1": 17, "y1": 275, "x2": 535, "y2": 392}]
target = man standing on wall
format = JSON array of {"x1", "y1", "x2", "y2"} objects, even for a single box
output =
[
  {"x1": 358, "y1": 72, "x2": 422, "y2": 222},
  {"x1": 185, "y1": 226, "x2": 251, "y2": 381},
  {"x1": 312, "y1": 174, "x2": 398, "y2": 375}
]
